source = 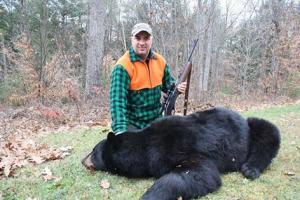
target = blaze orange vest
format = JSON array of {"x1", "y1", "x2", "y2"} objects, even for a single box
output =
[{"x1": 116, "y1": 51, "x2": 166, "y2": 91}]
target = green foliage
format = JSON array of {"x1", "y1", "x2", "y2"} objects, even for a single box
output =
[
  {"x1": 0, "y1": 5, "x2": 9, "y2": 40},
  {"x1": 1, "y1": 104, "x2": 300, "y2": 199},
  {"x1": 0, "y1": 4, "x2": 16, "y2": 42}
]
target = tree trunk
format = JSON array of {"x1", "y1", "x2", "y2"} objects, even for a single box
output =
[
  {"x1": 20, "y1": 0, "x2": 31, "y2": 42},
  {"x1": 203, "y1": 24, "x2": 213, "y2": 92},
  {"x1": 38, "y1": 0, "x2": 49, "y2": 89},
  {"x1": 85, "y1": 0, "x2": 106, "y2": 97},
  {"x1": 171, "y1": 1, "x2": 179, "y2": 74},
  {"x1": 1, "y1": 35, "x2": 7, "y2": 82},
  {"x1": 121, "y1": 20, "x2": 127, "y2": 51}
]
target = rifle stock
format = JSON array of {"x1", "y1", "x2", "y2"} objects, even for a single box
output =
[{"x1": 183, "y1": 64, "x2": 192, "y2": 115}]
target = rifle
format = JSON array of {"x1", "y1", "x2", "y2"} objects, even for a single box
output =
[{"x1": 161, "y1": 39, "x2": 199, "y2": 116}]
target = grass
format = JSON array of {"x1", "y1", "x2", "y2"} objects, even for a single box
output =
[{"x1": 1, "y1": 103, "x2": 300, "y2": 200}]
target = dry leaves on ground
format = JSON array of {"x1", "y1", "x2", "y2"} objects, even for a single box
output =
[
  {"x1": 0, "y1": 132, "x2": 72, "y2": 178},
  {"x1": 0, "y1": 103, "x2": 110, "y2": 179}
]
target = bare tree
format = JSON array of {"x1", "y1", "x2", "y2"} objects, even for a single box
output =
[
  {"x1": 1, "y1": 34, "x2": 7, "y2": 82},
  {"x1": 85, "y1": 0, "x2": 106, "y2": 97},
  {"x1": 38, "y1": 0, "x2": 49, "y2": 86},
  {"x1": 20, "y1": 0, "x2": 31, "y2": 42},
  {"x1": 195, "y1": 0, "x2": 219, "y2": 98},
  {"x1": 2, "y1": 0, "x2": 299, "y2": 105}
]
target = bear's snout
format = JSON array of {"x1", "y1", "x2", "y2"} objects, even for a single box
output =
[{"x1": 81, "y1": 152, "x2": 96, "y2": 171}]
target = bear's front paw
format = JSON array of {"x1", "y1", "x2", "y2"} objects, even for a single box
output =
[{"x1": 241, "y1": 163, "x2": 260, "y2": 180}]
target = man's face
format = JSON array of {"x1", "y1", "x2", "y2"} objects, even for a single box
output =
[{"x1": 131, "y1": 31, "x2": 152, "y2": 60}]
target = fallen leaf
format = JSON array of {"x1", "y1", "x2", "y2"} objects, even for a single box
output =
[
  {"x1": 284, "y1": 171, "x2": 296, "y2": 176},
  {"x1": 13, "y1": 159, "x2": 29, "y2": 168},
  {"x1": 22, "y1": 139, "x2": 36, "y2": 149},
  {"x1": 40, "y1": 167, "x2": 61, "y2": 182},
  {"x1": 1, "y1": 157, "x2": 15, "y2": 177},
  {"x1": 29, "y1": 155, "x2": 45, "y2": 164},
  {"x1": 41, "y1": 167, "x2": 52, "y2": 176},
  {"x1": 4, "y1": 165, "x2": 11, "y2": 177},
  {"x1": 86, "y1": 121, "x2": 102, "y2": 127},
  {"x1": 60, "y1": 152, "x2": 71, "y2": 158},
  {"x1": 43, "y1": 174, "x2": 56, "y2": 181},
  {"x1": 100, "y1": 179, "x2": 110, "y2": 189},
  {"x1": 59, "y1": 146, "x2": 72, "y2": 152},
  {"x1": 41, "y1": 167, "x2": 55, "y2": 181}
]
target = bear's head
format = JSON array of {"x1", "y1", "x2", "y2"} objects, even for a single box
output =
[
  {"x1": 89, "y1": 131, "x2": 149, "y2": 177},
  {"x1": 90, "y1": 132, "x2": 123, "y2": 172}
]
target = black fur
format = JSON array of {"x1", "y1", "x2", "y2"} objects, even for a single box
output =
[{"x1": 87, "y1": 107, "x2": 280, "y2": 200}]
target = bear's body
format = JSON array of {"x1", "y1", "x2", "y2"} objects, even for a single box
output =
[{"x1": 83, "y1": 107, "x2": 280, "y2": 200}]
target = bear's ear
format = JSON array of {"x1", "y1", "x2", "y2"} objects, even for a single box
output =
[
  {"x1": 107, "y1": 132, "x2": 116, "y2": 141},
  {"x1": 107, "y1": 132, "x2": 122, "y2": 148}
]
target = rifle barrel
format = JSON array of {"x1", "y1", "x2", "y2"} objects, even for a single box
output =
[{"x1": 187, "y1": 39, "x2": 199, "y2": 62}]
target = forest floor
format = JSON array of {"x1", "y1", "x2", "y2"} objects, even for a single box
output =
[{"x1": 0, "y1": 98, "x2": 299, "y2": 199}]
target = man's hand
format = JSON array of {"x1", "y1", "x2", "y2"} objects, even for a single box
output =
[{"x1": 177, "y1": 82, "x2": 187, "y2": 94}]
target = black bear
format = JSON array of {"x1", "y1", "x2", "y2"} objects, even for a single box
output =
[{"x1": 82, "y1": 107, "x2": 280, "y2": 200}]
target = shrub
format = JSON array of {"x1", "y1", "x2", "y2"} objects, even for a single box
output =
[{"x1": 285, "y1": 72, "x2": 300, "y2": 99}]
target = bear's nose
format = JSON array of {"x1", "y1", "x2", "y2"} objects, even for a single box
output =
[{"x1": 81, "y1": 152, "x2": 96, "y2": 171}]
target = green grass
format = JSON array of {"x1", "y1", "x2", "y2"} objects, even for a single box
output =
[
  {"x1": 243, "y1": 103, "x2": 300, "y2": 120},
  {"x1": 1, "y1": 104, "x2": 300, "y2": 200}
]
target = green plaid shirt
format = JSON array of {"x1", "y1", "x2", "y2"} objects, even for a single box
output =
[{"x1": 110, "y1": 47, "x2": 175, "y2": 133}]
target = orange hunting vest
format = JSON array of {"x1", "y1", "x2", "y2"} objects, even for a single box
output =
[{"x1": 116, "y1": 51, "x2": 166, "y2": 91}]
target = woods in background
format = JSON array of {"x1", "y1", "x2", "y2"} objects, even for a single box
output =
[{"x1": 1, "y1": 0, "x2": 300, "y2": 107}]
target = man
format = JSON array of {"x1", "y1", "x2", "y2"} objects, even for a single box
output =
[{"x1": 110, "y1": 23, "x2": 186, "y2": 134}]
